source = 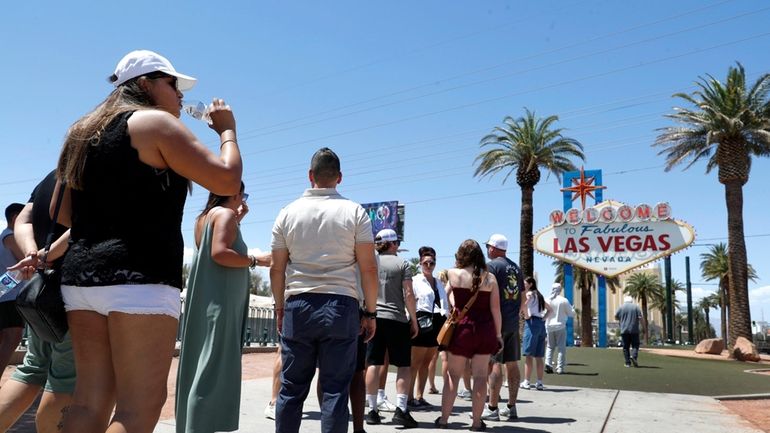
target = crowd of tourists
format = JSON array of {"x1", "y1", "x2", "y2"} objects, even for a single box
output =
[{"x1": 0, "y1": 49, "x2": 583, "y2": 433}]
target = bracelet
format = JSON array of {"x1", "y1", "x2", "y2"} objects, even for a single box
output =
[
  {"x1": 220, "y1": 139, "x2": 238, "y2": 149},
  {"x1": 248, "y1": 255, "x2": 257, "y2": 269}
]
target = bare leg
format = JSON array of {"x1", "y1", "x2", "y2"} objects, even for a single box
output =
[
  {"x1": 523, "y1": 356, "x2": 533, "y2": 384},
  {"x1": 470, "y1": 354, "x2": 490, "y2": 429},
  {"x1": 270, "y1": 349, "x2": 281, "y2": 404},
  {"x1": 505, "y1": 361, "x2": 520, "y2": 406},
  {"x1": 36, "y1": 391, "x2": 73, "y2": 433},
  {"x1": 535, "y1": 357, "x2": 545, "y2": 382},
  {"x1": 427, "y1": 350, "x2": 440, "y2": 393},
  {"x1": 408, "y1": 346, "x2": 429, "y2": 400},
  {"x1": 462, "y1": 359, "x2": 472, "y2": 392},
  {"x1": 0, "y1": 328, "x2": 23, "y2": 379},
  {"x1": 104, "y1": 312, "x2": 177, "y2": 433},
  {"x1": 60, "y1": 311, "x2": 116, "y2": 433},
  {"x1": 487, "y1": 362, "x2": 502, "y2": 407},
  {"x1": 0, "y1": 380, "x2": 41, "y2": 432},
  {"x1": 439, "y1": 353, "x2": 466, "y2": 424},
  {"x1": 415, "y1": 347, "x2": 436, "y2": 400}
]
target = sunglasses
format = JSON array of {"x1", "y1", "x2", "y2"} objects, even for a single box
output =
[
  {"x1": 422, "y1": 261, "x2": 436, "y2": 267},
  {"x1": 242, "y1": 193, "x2": 249, "y2": 202}
]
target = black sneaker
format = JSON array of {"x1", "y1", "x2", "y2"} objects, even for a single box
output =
[
  {"x1": 631, "y1": 358, "x2": 638, "y2": 367},
  {"x1": 365, "y1": 410, "x2": 382, "y2": 425},
  {"x1": 545, "y1": 364, "x2": 554, "y2": 374},
  {"x1": 393, "y1": 407, "x2": 418, "y2": 428}
]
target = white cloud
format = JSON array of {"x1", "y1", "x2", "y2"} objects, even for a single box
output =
[{"x1": 750, "y1": 285, "x2": 770, "y2": 303}]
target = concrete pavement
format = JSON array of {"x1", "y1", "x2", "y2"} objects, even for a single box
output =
[{"x1": 154, "y1": 372, "x2": 763, "y2": 433}]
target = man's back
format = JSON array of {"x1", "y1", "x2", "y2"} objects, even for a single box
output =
[
  {"x1": 546, "y1": 296, "x2": 574, "y2": 330},
  {"x1": 616, "y1": 303, "x2": 642, "y2": 334},
  {"x1": 272, "y1": 188, "x2": 372, "y2": 299}
]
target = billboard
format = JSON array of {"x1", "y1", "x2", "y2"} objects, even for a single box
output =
[
  {"x1": 361, "y1": 201, "x2": 404, "y2": 241},
  {"x1": 534, "y1": 200, "x2": 695, "y2": 277}
]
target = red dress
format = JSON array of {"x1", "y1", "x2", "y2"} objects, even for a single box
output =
[{"x1": 447, "y1": 287, "x2": 500, "y2": 358}]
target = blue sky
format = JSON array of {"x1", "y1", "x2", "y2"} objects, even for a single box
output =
[{"x1": 2, "y1": 1, "x2": 769, "y2": 331}]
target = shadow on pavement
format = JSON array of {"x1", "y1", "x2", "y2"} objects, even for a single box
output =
[
  {"x1": 543, "y1": 388, "x2": 579, "y2": 393},
  {"x1": 561, "y1": 371, "x2": 599, "y2": 376},
  {"x1": 516, "y1": 416, "x2": 577, "y2": 424},
  {"x1": 634, "y1": 365, "x2": 660, "y2": 369}
]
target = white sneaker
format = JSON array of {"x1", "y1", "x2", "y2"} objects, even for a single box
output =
[
  {"x1": 556, "y1": 368, "x2": 564, "y2": 374},
  {"x1": 519, "y1": 380, "x2": 531, "y2": 390},
  {"x1": 480, "y1": 405, "x2": 500, "y2": 421},
  {"x1": 264, "y1": 402, "x2": 276, "y2": 420},
  {"x1": 535, "y1": 381, "x2": 544, "y2": 390},
  {"x1": 377, "y1": 396, "x2": 397, "y2": 412},
  {"x1": 457, "y1": 389, "x2": 472, "y2": 400},
  {"x1": 499, "y1": 405, "x2": 510, "y2": 417}
]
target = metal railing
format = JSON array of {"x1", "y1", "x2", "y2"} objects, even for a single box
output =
[{"x1": 177, "y1": 302, "x2": 279, "y2": 347}]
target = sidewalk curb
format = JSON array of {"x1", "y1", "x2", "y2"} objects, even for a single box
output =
[{"x1": 714, "y1": 393, "x2": 770, "y2": 401}]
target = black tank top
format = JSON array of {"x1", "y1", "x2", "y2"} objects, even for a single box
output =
[{"x1": 61, "y1": 111, "x2": 188, "y2": 289}]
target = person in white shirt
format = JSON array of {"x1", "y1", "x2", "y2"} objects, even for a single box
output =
[{"x1": 544, "y1": 283, "x2": 575, "y2": 374}]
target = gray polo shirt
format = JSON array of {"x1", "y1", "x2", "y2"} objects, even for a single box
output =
[
  {"x1": 615, "y1": 302, "x2": 643, "y2": 334},
  {"x1": 271, "y1": 188, "x2": 373, "y2": 301}
]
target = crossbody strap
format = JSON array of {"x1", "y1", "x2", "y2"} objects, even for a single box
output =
[
  {"x1": 453, "y1": 271, "x2": 486, "y2": 321},
  {"x1": 40, "y1": 182, "x2": 66, "y2": 264}
]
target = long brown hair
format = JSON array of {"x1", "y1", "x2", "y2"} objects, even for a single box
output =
[
  {"x1": 55, "y1": 72, "x2": 169, "y2": 190},
  {"x1": 197, "y1": 182, "x2": 245, "y2": 220},
  {"x1": 525, "y1": 276, "x2": 546, "y2": 312},
  {"x1": 454, "y1": 239, "x2": 486, "y2": 292}
]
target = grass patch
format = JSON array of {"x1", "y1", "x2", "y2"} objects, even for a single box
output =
[{"x1": 539, "y1": 347, "x2": 770, "y2": 396}]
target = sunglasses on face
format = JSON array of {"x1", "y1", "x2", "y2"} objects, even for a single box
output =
[
  {"x1": 242, "y1": 193, "x2": 249, "y2": 202},
  {"x1": 422, "y1": 261, "x2": 436, "y2": 267}
]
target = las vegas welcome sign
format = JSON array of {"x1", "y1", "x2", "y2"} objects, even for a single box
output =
[{"x1": 533, "y1": 200, "x2": 695, "y2": 278}]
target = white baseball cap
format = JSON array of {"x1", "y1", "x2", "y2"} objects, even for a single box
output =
[
  {"x1": 110, "y1": 50, "x2": 197, "y2": 91},
  {"x1": 375, "y1": 229, "x2": 399, "y2": 243},
  {"x1": 485, "y1": 233, "x2": 508, "y2": 251}
]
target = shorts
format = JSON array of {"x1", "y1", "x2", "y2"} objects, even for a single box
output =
[
  {"x1": 522, "y1": 317, "x2": 546, "y2": 357},
  {"x1": 62, "y1": 284, "x2": 181, "y2": 319},
  {"x1": 366, "y1": 318, "x2": 411, "y2": 367},
  {"x1": 493, "y1": 327, "x2": 521, "y2": 363},
  {"x1": 11, "y1": 328, "x2": 75, "y2": 394},
  {"x1": 411, "y1": 313, "x2": 445, "y2": 348},
  {"x1": 0, "y1": 301, "x2": 24, "y2": 329}
]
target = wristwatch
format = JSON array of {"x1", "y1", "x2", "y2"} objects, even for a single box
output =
[{"x1": 362, "y1": 310, "x2": 377, "y2": 319}]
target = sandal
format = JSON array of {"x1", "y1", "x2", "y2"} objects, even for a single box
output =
[
  {"x1": 470, "y1": 420, "x2": 487, "y2": 431},
  {"x1": 428, "y1": 387, "x2": 439, "y2": 394},
  {"x1": 434, "y1": 417, "x2": 448, "y2": 429}
]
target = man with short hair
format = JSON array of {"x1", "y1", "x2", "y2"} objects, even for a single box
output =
[
  {"x1": 615, "y1": 296, "x2": 644, "y2": 367},
  {"x1": 271, "y1": 147, "x2": 379, "y2": 433},
  {"x1": 364, "y1": 229, "x2": 419, "y2": 429},
  {"x1": 481, "y1": 234, "x2": 523, "y2": 421}
]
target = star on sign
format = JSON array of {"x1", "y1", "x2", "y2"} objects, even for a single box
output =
[{"x1": 560, "y1": 167, "x2": 607, "y2": 210}]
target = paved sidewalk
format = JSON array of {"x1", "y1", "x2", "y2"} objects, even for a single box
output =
[{"x1": 154, "y1": 372, "x2": 763, "y2": 433}]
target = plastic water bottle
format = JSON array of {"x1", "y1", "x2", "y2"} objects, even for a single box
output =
[
  {"x1": 0, "y1": 270, "x2": 22, "y2": 298},
  {"x1": 181, "y1": 100, "x2": 211, "y2": 124}
]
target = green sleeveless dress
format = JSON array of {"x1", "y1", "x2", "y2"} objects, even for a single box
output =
[{"x1": 176, "y1": 213, "x2": 249, "y2": 433}]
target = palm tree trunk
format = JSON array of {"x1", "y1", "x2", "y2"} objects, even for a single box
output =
[
  {"x1": 641, "y1": 296, "x2": 649, "y2": 345},
  {"x1": 724, "y1": 181, "x2": 751, "y2": 350},
  {"x1": 704, "y1": 307, "x2": 710, "y2": 332},
  {"x1": 519, "y1": 185, "x2": 535, "y2": 278},
  {"x1": 720, "y1": 279, "x2": 728, "y2": 343}
]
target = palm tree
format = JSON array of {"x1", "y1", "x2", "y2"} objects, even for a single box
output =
[
  {"x1": 475, "y1": 109, "x2": 585, "y2": 277},
  {"x1": 654, "y1": 63, "x2": 770, "y2": 349},
  {"x1": 699, "y1": 243, "x2": 759, "y2": 343},
  {"x1": 697, "y1": 294, "x2": 718, "y2": 335},
  {"x1": 650, "y1": 284, "x2": 681, "y2": 343},
  {"x1": 553, "y1": 261, "x2": 619, "y2": 347},
  {"x1": 624, "y1": 273, "x2": 664, "y2": 345}
]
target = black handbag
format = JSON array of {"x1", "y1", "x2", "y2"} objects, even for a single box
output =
[
  {"x1": 417, "y1": 311, "x2": 433, "y2": 335},
  {"x1": 15, "y1": 183, "x2": 68, "y2": 343}
]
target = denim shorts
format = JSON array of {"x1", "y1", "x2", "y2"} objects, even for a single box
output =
[
  {"x1": 62, "y1": 284, "x2": 181, "y2": 319},
  {"x1": 522, "y1": 317, "x2": 546, "y2": 357}
]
